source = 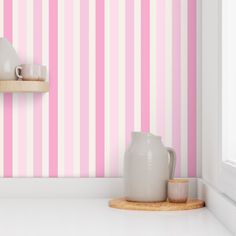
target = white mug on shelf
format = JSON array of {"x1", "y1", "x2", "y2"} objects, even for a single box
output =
[{"x1": 15, "y1": 64, "x2": 47, "y2": 81}]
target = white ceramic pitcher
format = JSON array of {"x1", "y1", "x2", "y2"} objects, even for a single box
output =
[
  {"x1": 0, "y1": 37, "x2": 20, "y2": 80},
  {"x1": 124, "y1": 132, "x2": 176, "y2": 202}
]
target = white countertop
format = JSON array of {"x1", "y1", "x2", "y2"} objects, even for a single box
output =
[{"x1": 0, "y1": 198, "x2": 232, "y2": 236}]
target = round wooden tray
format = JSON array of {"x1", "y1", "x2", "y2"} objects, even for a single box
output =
[{"x1": 109, "y1": 198, "x2": 205, "y2": 211}]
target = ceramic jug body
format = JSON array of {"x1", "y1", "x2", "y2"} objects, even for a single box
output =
[
  {"x1": 124, "y1": 132, "x2": 176, "y2": 202},
  {"x1": 0, "y1": 37, "x2": 20, "y2": 80}
]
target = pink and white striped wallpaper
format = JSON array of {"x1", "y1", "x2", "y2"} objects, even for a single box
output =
[{"x1": 0, "y1": 0, "x2": 198, "y2": 177}]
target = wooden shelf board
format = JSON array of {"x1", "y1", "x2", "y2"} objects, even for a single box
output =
[{"x1": 0, "y1": 80, "x2": 49, "y2": 93}]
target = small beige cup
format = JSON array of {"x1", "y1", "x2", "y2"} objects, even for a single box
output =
[
  {"x1": 15, "y1": 64, "x2": 46, "y2": 81},
  {"x1": 168, "y1": 179, "x2": 188, "y2": 203}
]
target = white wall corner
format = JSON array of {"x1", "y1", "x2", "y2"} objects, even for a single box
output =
[
  {"x1": 201, "y1": 0, "x2": 221, "y2": 187},
  {"x1": 198, "y1": 178, "x2": 236, "y2": 235}
]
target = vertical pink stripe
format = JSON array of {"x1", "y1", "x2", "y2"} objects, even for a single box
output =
[
  {"x1": 18, "y1": 94, "x2": 27, "y2": 176},
  {"x1": 3, "y1": 0, "x2": 12, "y2": 177},
  {"x1": 125, "y1": 0, "x2": 134, "y2": 147},
  {"x1": 172, "y1": 0, "x2": 181, "y2": 177},
  {"x1": 80, "y1": 0, "x2": 89, "y2": 177},
  {"x1": 33, "y1": 94, "x2": 42, "y2": 176},
  {"x1": 110, "y1": 0, "x2": 119, "y2": 176},
  {"x1": 18, "y1": 0, "x2": 27, "y2": 62},
  {"x1": 33, "y1": 0, "x2": 42, "y2": 177},
  {"x1": 156, "y1": 0, "x2": 165, "y2": 139},
  {"x1": 3, "y1": 94, "x2": 12, "y2": 177},
  {"x1": 141, "y1": 0, "x2": 150, "y2": 132},
  {"x1": 96, "y1": 0, "x2": 105, "y2": 177},
  {"x1": 18, "y1": 0, "x2": 27, "y2": 176},
  {"x1": 34, "y1": 0, "x2": 42, "y2": 65},
  {"x1": 49, "y1": 0, "x2": 58, "y2": 177},
  {"x1": 64, "y1": 0, "x2": 74, "y2": 176},
  {"x1": 188, "y1": 0, "x2": 196, "y2": 177}
]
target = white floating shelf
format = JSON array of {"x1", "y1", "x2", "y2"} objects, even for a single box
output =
[{"x1": 0, "y1": 80, "x2": 49, "y2": 93}]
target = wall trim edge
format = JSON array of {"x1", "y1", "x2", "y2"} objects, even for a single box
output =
[
  {"x1": 198, "y1": 178, "x2": 236, "y2": 235},
  {"x1": 0, "y1": 177, "x2": 197, "y2": 198}
]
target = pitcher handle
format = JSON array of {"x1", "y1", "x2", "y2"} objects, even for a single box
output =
[{"x1": 166, "y1": 147, "x2": 176, "y2": 179}]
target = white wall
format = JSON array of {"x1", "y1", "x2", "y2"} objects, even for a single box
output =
[{"x1": 202, "y1": 0, "x2": 221, "y2": 188}]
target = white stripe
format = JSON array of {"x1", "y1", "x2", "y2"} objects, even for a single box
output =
[
  {"x1": 73, "y1": 0, "x2": 80, "y2": 176},
  {"x1": 197, "y1": 0, "x2": 202, "y2": 177},
  {"x1": 134, "y1": 0, "x2": 141, "y2": 132},
  {"x1": 58, "y1": 0, "x2": 65, "y2": 177},
  {"x1": 42, "y1": 0, "x2": 49, "y2": 177},
  {"x1": 12, "y1": 0, "x2": 19, "y2": 177},
  {"x1": 0, "y1": 0, "x2": 4, "y2": 177},
  {"x1": 26, "y1": 0, "x2": 34, "y2": 176},
  {"x1": 181, "y1": 0, "x2": 188, "y2": 177},
  {"x1": 150, "y1": 0, "x2": 157, "y2": 135},
  {"x1": 88, "y1": 0, "x2": 95, "y2": 177},
  {"x1": 118, "y1": 0, "x2": 125, "y2": 176},
  {"x1": 104, "y1": 0, "x2": 110, "y2": 177},
  {"x1": 165, "y1": 0, "x2": 172, "y2": 147}
]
